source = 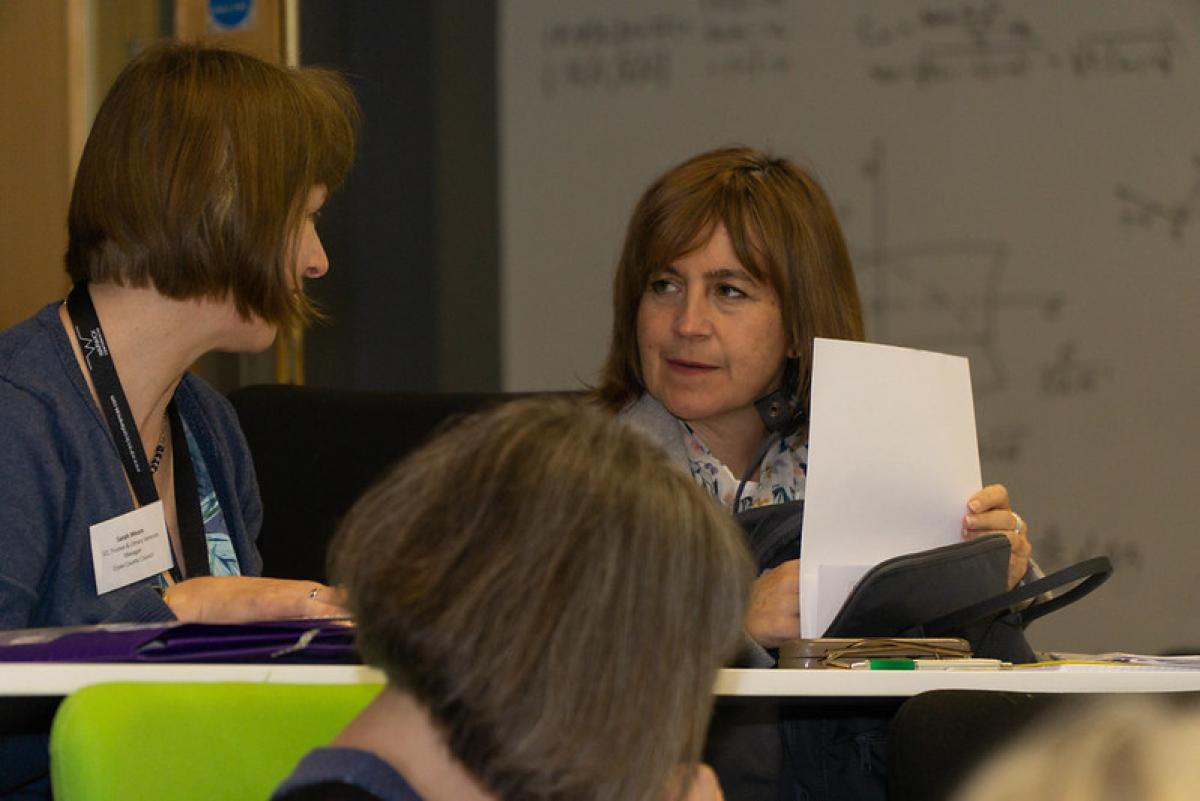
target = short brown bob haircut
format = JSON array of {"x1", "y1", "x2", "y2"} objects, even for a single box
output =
[
  {"x1": 329, "y1": 398, "x2": 753, "y2": 801},
  {"x1": 597, "y1": 146, "x2": 865, "y2": 416},
  {"x1": 65, "y1": 42, "x2": 359, "y2": 331}
]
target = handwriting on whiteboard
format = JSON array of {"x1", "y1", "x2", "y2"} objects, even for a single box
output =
[
  {"x1": 858, "y1": 3, "x2": 1182, "y2": 87},
  {"x1": 1116, "y1": 154, "x2": 1200, "y2": 243},
  {"x1": 537, "y1": 1, "x2": 796, "y2": 98}
]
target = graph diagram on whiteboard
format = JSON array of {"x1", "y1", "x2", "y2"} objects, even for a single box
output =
[
  {"x1": 1115, "y1": 152, "x2": 1200, "y2": 243},
  {"x1": 848, "y1": 140, "x2": 1065, "y2": 395}
]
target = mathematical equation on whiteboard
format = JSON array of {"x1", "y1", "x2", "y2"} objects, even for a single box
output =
[
  {"x1": 859, "y1": 3, "x2": 1183, "y2": 87},
  {"x1": 537, "y1": 1, "x2": 796, "y2": 98},
  {"x1": 533, "y1": 2, "x2": 1186, "y2": 98}
]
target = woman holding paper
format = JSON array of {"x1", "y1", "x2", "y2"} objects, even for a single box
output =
[
  {"x1": 595, "y1": 146, "x2": 1034, "y2": 654},
  {"x1": 594, "y1": 146, "x2": 1036, "y2": 801},
  {"x1": 0, "y1": 43, "x2": 358, "y2": 634}
]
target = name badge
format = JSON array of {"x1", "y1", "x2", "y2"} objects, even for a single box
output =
[{"x1": 89, "y1": 501, "x2": 175, "y2": 595}]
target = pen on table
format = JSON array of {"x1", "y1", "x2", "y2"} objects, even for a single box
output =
[
  {"x1": 849, "y1": 658, "x2": 1009, "y2": 670},
  {"x1": 915, "y1": 658, "x2": 1008, "y2": 670},
  {"x1": 850, "y1": 659, "x2": 916, "y2": 670}
]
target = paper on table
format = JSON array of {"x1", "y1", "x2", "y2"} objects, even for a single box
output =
[
  {"x1": 799, "y1": 338, "x2": 982, "y2": 638},
  {"x1": 1043, "y1": 652, "x2": 1200, "y2": 670}
]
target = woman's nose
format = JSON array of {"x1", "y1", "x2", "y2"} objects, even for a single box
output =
[
  {"x1": 304, "y1": 235, "x2": 330, "y2": 279},
  {"x1": 672, "y1": 293, "x2": 711, "y2": 337}
]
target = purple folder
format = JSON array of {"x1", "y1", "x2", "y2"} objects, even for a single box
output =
[{"x1": 0, "y1": 619, "x2": 359, "y2": 663}]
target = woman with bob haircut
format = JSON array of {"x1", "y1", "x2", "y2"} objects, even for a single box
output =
[
  {"x1": 273, "y1": 397, "x2": 754, "y2": 801},
  {"x1": 598, "y1": 145, "x2": 1034, "y2": 659},
  {"x1": 0, "y1": 41, "x2": 359, "y2": 636},
  {"x1": 595, "y1": 147, "x2": 1037, "y2": 800}
]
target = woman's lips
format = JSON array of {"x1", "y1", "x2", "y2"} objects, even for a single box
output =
[{"x1": 666, "y1": 358, "x2": 718, "y2": 374}]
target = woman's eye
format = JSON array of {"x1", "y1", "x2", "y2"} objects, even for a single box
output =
[
  {"x1": 648, "y1": 278, "x2": 678, "y2": 295},
  {"x1": 716, "y1": 283, "x2": 748, "y2": 299}
]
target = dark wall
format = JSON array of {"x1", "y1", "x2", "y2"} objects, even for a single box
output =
[
  {"x1": 433, "y1": 0, "x2": 500, "y2": 392},
  {"x1": 299, "y1": 0, "x2": 498, "y2": 392}
]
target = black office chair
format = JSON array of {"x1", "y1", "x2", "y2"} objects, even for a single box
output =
[
  {"x1": 887, "y1": 690, "x2": 1062, "y2": 801},
  {"x1": 228, "y1": 384, "x2": 522, "y2": 582}
]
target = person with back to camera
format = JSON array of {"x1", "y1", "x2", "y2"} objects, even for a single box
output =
[
  {"x1": 594, "y1": 146, "x2": 1038, "y2": 799},
  {"x1": 272, "y1": 398, "x2": 755, "y2": 801},
  {"x1": 0, "y1": 43, "x2": 359, "y2": 794}
]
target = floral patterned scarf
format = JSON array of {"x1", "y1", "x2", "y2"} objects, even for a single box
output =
[{"x1": 680, "y1": 421, "x2": 808, "y2": 513}]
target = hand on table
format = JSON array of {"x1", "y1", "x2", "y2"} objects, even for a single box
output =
[
  {"x1": 744, "y1": 558, "x2": 801, "y2": 649},
  {"x1": 162, "y1": 576, "x2": 347, "y2": 623},
  {"x1": 962, "y1": 484, "x2": 1032, "y2": 589}
]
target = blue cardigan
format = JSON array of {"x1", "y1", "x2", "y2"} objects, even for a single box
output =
[
  {"x1": 0, "y1": 303, "x2": 264, "y2": 630},
  {"x1": 273, "y1": 748, "x2": 424, "y2": 801}
]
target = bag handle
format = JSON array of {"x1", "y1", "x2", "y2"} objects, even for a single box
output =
[{"x1": 921, "y1": 555, "x2": 1113, "y2": 634}]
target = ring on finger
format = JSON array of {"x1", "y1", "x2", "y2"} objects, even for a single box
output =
[
  {"x1": 308, "y1": 586, "x2": 320, "y2": 602},
  {"x1": 1011, "y1": 512, "x2": 1025, "y2": 536}
]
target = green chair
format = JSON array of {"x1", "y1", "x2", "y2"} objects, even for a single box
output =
[{"x1": 50, "y1": 681, "x2": 383, "y2": 801}]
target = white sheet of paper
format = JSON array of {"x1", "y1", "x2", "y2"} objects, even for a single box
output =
[
  {"x1": 89, "y1": 501, "x2": 174, "y2": 595},
  {"x1": 799, "y1": 338, "x2": 982, "y2": 638}
]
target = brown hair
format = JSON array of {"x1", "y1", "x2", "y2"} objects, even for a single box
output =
[
  {"x1": 329, "y1": 398, "x2": 753, "y2": 801},
  {"x1": 597, "y1": 146, "x2": 865, "y2": 415},
  {"x1": 65, "y1": 42, "x2": 359, "y2": 331}
]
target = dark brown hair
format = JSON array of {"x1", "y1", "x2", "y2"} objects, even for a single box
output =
[
  {"x1": 597, "y1": 146, "x2": 865, "y2": 414},
  {"x1": 65, "y1": 42, "x2": 359, "y2": 330},
  {"x1": 329, "y1": 398, "x2": 753, "y2": 801}
]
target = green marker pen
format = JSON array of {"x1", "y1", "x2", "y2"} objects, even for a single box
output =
[{"x1": 868, "y1": 658, "x2": 916, "y2": 670}]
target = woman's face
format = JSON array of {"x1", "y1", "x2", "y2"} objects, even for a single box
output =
[
  {"x1": 636, "y1": 223, "x2": 789, "y2": 436},
  {"x1": 217, "y1": 185, "x2": 330, "y2": 353},
  {"x1": 291, "y1": 184, "x2": 330, "y2": 285}
]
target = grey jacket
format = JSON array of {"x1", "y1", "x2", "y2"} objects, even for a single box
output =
[{"x1": 617, "y1": 393, "x2": 776, "y2": 668}]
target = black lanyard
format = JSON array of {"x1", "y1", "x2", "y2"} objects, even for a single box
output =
[{"x1": 65, "y1": 281, "x2": 211, "y2": 580}]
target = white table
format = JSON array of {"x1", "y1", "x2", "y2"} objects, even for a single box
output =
[
  {"x1": 714, "y1": 667, "x2": 1200, "y2": 697},
  {"x1": 0, "y1": 662, "x2": 386, "y2": 697},
  {"x1": 0, "y1": 663, "x2": 389, "y2": 737},
  {"x1": 4, "y1": 663, "x2": 1200, "y2": 698}
]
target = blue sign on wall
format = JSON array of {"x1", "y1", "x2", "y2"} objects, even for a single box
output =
[{"x1": 208, "y1": 0, "x2": 254, "y2": 31}]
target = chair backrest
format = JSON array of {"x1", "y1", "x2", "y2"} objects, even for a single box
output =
[
  {"x1": 887, "y1": 689, "x2": 1060, "y2": 801},
  {"x1": 50, "y1": 681, "x2": 383, "y2": 801},
  {"x1": 228, "y1": 384, "x2": 522, "y2": 581}
]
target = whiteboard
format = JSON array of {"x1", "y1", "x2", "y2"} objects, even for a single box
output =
[{"x1": 499, "y1": 0, "x2": 1200, "y2": 654}]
